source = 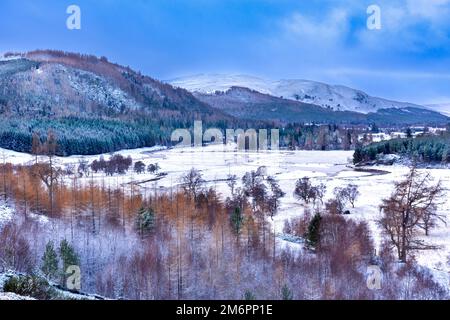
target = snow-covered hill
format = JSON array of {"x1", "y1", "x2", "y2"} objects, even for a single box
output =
[
  {"x1": 169, "y1": 74, "x2": 426, "y2": 114},
  {"x1": 426, "y1": 103, "x2": 450, "y2": 117}
]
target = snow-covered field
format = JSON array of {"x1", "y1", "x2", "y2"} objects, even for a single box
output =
[{"x1": 1, "y1": 144, "x2": 449, "y2": 287}]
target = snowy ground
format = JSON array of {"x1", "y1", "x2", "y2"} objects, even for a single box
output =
[
  {"x1": 1, "y1": 144, "x2": 449, "y2": 288},
  {"x1": 0, "y1": 202, "x2": 14, "y2": 230}
]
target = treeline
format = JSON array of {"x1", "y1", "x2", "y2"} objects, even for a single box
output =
[
  {"x1": 281, "y1": 123, "x2": 361, "y2": 150},
  {"x1": 0, "y1": 116, "x2": 206, "y2": 156},
  {"x1": 0, "y1": 114, "x2": 364, "y2": 155},
  {"x1": 354, "y1": 132, "x2": 450, "y2": 164}
]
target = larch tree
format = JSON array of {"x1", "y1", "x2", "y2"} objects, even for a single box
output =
[{"x1": 379, "y1": 167, "x2": 444, "y2": 262}]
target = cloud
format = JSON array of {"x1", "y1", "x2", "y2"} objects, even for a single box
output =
[
  {"x1": 282, "y1": 8, "x2": 350, "y2": 44},
  {"x1": 263, "y1": 1, "x2": 450, "y2": 103},
  {"x1": 325, "y1": 67, "x2": 450, "y2": 79},
  {"x1": 358, "y1": 0, "x2": 450, "y2": 52},
  {"x1": 278, "y1": 0, "x2": 450, "y2": 54},
  {"x1": 406, "y1": 0, "x2": 450, "y2": 21}
]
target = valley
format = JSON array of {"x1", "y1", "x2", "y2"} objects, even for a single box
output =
[
  {"x1": 0, "y1": 51, "x2": 449, "y2": 301},
  {"x1": 1, "y1": 144, "x2": 449, "y2": 298}
]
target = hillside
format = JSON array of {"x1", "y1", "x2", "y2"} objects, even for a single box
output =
[
  {"x1": 0, "y1": 51, "x2": 237, "y2": 155},
  {"x1": 426, "y1": 103, "x2": 450, "y2": 117},
  {"x1": 194, "y1": 86, "x2": 449, "y2": 126},
  {"x1": 195, "y1": 86, "x2": 367, "y2": 124},
  {"x1": 354, "y1": 132, "x2": 450, "y2": 165},
  {"x1": 170, "y1": 74, "x2": 430, "y2": 113}
]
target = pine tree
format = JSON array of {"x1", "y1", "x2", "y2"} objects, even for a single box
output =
[
  {"x1": 281, "y1": 284, "x2": 293, "y2": 300},
  {"x1": 230, "y1": 207, "x2": 244, "y2": 235},
  {"x1": 41, "y1": 241, "x2": 59, "y2": 280},
  {"x1": 305, "y1": 213, "x2": 321, "y2": 250},
  {"x1": 353, "y1": 147, "x2": 363, "y2": 164},
  {"x1": 136, "y1": 207, "x2": 156, "y2": 237},
  {"x1": 59, "y1": 239, "x2": 79, "y2": 273},
  {"x1": 243, "y1": 290, "x2": 256, "y2": 300},
  {"x1": 442, "y1": 147, "x2": 450, "y2": 163}
]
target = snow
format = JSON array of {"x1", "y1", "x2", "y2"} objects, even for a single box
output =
[
  {"x1": 0, "y1": 54, "x2": 22, "y2": 62},
  {"x1": 426, "y1": 103, "x2": 450, "y2": 117},
  {"x1": 0, "y1": 272, "x2": 35, "y2": 300},
  {"x1": 0, "y1": 201, "x2": 50, "y2": 229},
  {"x1": 0, "y1": 292, "x2": 35, "y2": 300},
  {"x1": 0, "y1": 202, "x2": 14, "y2": 229},
  {"x1": 1, "y1": 144, "x2": 449, "y2": 287},
  {"x1": 0, "y1": 272, "x2": 103, "y2": 300},
  {"x1": 169, "y1": 74, "x2": 425, "y2": 114}
]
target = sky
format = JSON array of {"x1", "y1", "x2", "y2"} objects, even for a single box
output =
[{"x1": 1, "y1": 0, "x2": 450, "y2": 105}]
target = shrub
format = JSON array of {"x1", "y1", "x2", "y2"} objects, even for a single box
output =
[{"x1": 3, "y1": 275, "x2": 55, "y2": 300}]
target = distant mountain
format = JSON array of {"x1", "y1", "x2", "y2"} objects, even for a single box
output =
[
  {"x1": 192, "y1": 86, "x2": 367, "y2": 124},
  {"x1": 426, "y1": 103, "x2": 450, "y2": 117},
  {"x1": 170, "y1": 74, "x2": 449, "y2": 125},
  {"x1": 170, "y1": 74, "x2": 428, "y2": 114}
]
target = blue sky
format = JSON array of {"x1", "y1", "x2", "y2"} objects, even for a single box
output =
[{"x1": 1, "y1": 0, "x2": 450, "y2": 104}]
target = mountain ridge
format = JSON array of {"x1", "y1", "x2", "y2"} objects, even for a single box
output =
[{"x1": 169, "y1": 74, "x2": 432, "y2": 114}]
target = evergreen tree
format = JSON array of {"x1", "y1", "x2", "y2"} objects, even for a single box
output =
[
  {"x1": 243, "y1": 290, "x2": 256, "y2": 300},
  {"x1": 136, "y1": 207, "x2": 156, "y2": 237},
  {"x1": 442, "y1": 147, "x2": 450, "y2": 163},
  {"x1": 41, "y1": 241, "x2": 59, "y2": 280},
  {"x1": 59, "y1": 239, "x2": 80, "y2": 273},
  {"x1": 353, "y1": 147, "x2": 363, "y2": 164},
  {"x1": 305, "y1": 213, "x2": 321, "y2": 250},
  {"x1": 406, "y1": 127, "x2": 413, "y2": 138},
  {"x1": 281, "y1": 284, "x2": 293, "y2": 300},
  {"x1": 230, "y1": 207, "x2": 244, "y2": 235}
]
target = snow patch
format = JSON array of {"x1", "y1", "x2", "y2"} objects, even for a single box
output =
[{"x1": 0, "y1": 202, "x2": 14, "y2": 229}]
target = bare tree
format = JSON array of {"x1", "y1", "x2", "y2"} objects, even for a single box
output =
[
  {"x1": 312, "y1": 183, "x2": 327, "y2": 207},
  {"x1": 181, "y1": 168, "x2": 205, "y2": 201},
  {"x1": 339, "y1": 184, "x2": 360, "y2": 208},
  {"x1": 266, "y1": 176, "x2": 285, "y2": 218},
  {"x1": 345, "y1": 184, "x2": 360, "y2": 208},
  {"x1": 31, "y1": 132, "x2": 41, "y2": 163},
  {"x1": 332, "y1": 188, "x2": 346, "y2": 214},
  {"x1": 1, "y1": 150, "x2": 9, "y2": 201},
  {"x1": 251, "y1": 182, "x2": 267, "y2": 213},
  {"x1": 134, "y1": 161, "x2": 146, "y2": 174},
  {"x1": 378, "y1": 167, "x2": 444, "y2": 262},
  {"x1": 242, "y1": 170, "x2": 264, "y2": 211},
  {"x1": 226, "y1": 174, "x2": 237, "y2": 196},
  {"x1": 325, "y1": 198, "x2": 345, "y2": 215},
  {"x1": 419, "y1": 195, "x2": 446, "y2": 236},
  {"x1": 147, "y1": 163, "x2": 160, "y2": 174},
  {"x1": 294, "y1": 177, "x2": 314, "y2": 204},
  {"x1": 294, "y1": 178, "x2": 325, "y2": 206},
  {"x1": 78, "y1": 158, "x2": 90, "y2": 177},
  {"x1": 32, "y1": 131, "x2": 61, "y2": 216}
]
